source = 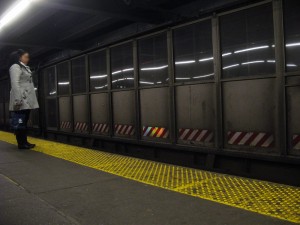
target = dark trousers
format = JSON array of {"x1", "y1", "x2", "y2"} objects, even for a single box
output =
[{"x1": 14, "y1": 110, "x2": 31, "y2": 146}]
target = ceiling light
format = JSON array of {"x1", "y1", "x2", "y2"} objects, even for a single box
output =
[{"x1": 0, "y1": 0, "x2": 33, "y2": 30}]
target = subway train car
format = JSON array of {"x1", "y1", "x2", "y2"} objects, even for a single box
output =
[{"x1": 0, "y1": 0, "x2": 299, "y2": 186}]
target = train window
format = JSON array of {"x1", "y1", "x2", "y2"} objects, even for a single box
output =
[
  {"x1": 173, "y1": 20, "x2": 214, "y2": 82},
  {"x1": 89, "y1": 50, "x2": 107, "y2": 91},
  {"x1": 111, "y1": 43, "x2": 134, "y2": 89},
  {"x1": 44, "y1": 67, "x2": 56, "y2": 96},
  {"x1": 71, "y1": 56, "x2": 87, "y2": 93},
  {"x1": 57, "y1": 62, "x2": 70, "y2": 95},
  {"x1": 220, "y1": 4, "x2": 275, "y2": 78},
  {"x1": 138, "y1": 33, "x2": 168, "y2": 86},
  {"x1": 284, "y1": 0, "x2": 300, "y2": 72},
  {"x1": 46, "y1": 98, "x2": 57, "y2": 129}
]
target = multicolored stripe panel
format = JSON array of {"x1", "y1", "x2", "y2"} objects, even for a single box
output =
[
  {"x1": 114, "y1": 124, "x2": 135, "y2": 136},
  {"x1": 60, "y1": 121, "x2": 71, "y2": 129},
  {"x1": 292, "y1": 134, "x2": 300, "y2": 150},
  {"x1": 142, "y1": 126, "x2": 169, "y2": 139},
  {"x1": 227, "y1": 131, "x2": 274, "y2": 148},
  {"x1": 92, "y1": 123, "x2": 109, "y2": 134},
  {"x1": 178, "y1": 128, "x2": 213, "y2": 143},
  {"x1": 75, "y1": 122, "x2": 88, "y2": 132}
]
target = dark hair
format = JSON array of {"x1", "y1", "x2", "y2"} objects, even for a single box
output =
[{"x1": 8, "y1": 49, "x2": 28, "y2": 68}]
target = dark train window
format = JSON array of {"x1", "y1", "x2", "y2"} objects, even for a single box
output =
[
  {"x1": 44, "y1": 67, "x2": 56, "y2": 96},
  {"x1": 71, "y1": 56, "x2": 87, "y2": 93},
  {"x1": 89, "y1": 50, "x2": 107, "y2": 91},
  {"x1": 57, "y1": 62, "x2": 70, "y2": 95},
  {"x1": 111, "y1": 43, "x2": 134, "y2": 89},
  {"x1": 284, "y1": 0, "x2": 300, "y2": 72},
  {"x1": 138, "y1": 33, "x2": 168, "y2": 86},
  {"x1": 220, "y1": 4, "x2": 275, "y2": 78},
  {"x1": 46, "y1": 98, "x2": 57, "y2": 128},
  {"x1": 173, "y1": 20, "x2": 214, "y2": 82}
]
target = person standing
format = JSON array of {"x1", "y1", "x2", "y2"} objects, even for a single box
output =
[{"x1": 8, "y1": 49, "x2": 39, "y2": 149}]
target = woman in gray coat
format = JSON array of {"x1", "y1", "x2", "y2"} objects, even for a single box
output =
[{"x1": 9, "y1": 49, "x2": 39, "y2": 149}]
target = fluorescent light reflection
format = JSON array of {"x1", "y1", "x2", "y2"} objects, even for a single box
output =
[
  {"x1": 287, "y1": 64, "x2": 297, "y2": 67},
  {"x1": 58, "y1": 82, "x2": 70, "y2": 85},
  {"x1": 223, "y1": 64, "x2": 239, "y2": 70},
  {"x1": 175, "y1": 60, "x2": 195, "y2": 65},
  {"x1": 49, "y1": 91, "x2": 56, "y2": 95},
  {"x1": 222, "y1": 52, "x2": 232, "y2": 57},
  {"x1": 199, "y1": 57, "x2": 213, "y2": 62},
  {"x1": 234, "y1": 45, "x2": 269, "y2": 54},
  {"x1": 176, "y1": 77, "x2": 191, "y2": 80},
  {"x1": 95, "y1": 85, "x2": 108, "y2": 89},
  {"x1": 140, "y1": 65, "x2": 168, "y2": 71},
  {"x1": 112, "y1": 68, "x2": 134, "y2": 75},
  {"x1": 139, "y1": 81, "x2": 155, "y2": 85},
  {"x1": 193, "y1": 73, "x2": 214, "y2": 79},
  {"x1": 286, "y1": 42, "x2": 300, "y2": 47},
  {"x1": 241, "y1": 60, "x2": 264, "y2": 65},
  {"x1": 90, "y1": 75, "x2": 107, "y2": 79}
]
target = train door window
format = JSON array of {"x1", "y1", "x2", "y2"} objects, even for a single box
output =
[
  {"x1": 284, "y1": 0, "x2": 300, "y2": 72},
  {"x1": 45, "y1": 67, "x2": 56, "y2": 96},
  {"x1": 111, "y1": 43, "x2": 134, "y2": 89},
  {"x1": 57, "y1": 62, "x2": 70, "y2": 95},
  {"x1": 72, "y1": 56, "x2": 87, "y2": 94},
  {"x1": 89, "y1": 50, "x2": 107, "y2": 91},
  {"x1": 220, "y1": 4, "x2": 275, "y2": 78},
  {"x1": 138, "y1": 33, "x2": 168, "y2": 86},
  {"x1": 173, "y1": 20, "x2": 214, "y2": 82}
]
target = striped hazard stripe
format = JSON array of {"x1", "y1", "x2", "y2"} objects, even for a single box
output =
[
  {"x1": 292, "y1": 134, "x2": 300, "y2": 150},
  {"x1": 142, "y1": 126, "x2": 169, "y2": 139},
  {"x1": 92, "y1": 123, "x2": 109, "y2": 133},
  {"x1": 75, "y1": 122, "x2": 88, "y2": 132},
  {"x1": 114, "y1": 124, "x2": 135, "y2": 136},
  {"x1": 60, "y1": 121, "x2": 71, "y2": 129},
  {"x1": 227, "y1": 131, "x2": 274, "y2": 148},
  {"x1": 178, "y1": 128, "x2": 213, "y2": 143}
]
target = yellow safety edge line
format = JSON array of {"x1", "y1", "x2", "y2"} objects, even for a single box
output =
[{"x1": 0, "y1": 131, "x2": 299, "y2": 224}]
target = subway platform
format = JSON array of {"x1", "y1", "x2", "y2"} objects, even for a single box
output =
[{"x1": 0, "y1": 131, "x2": 299, "y2": 225}]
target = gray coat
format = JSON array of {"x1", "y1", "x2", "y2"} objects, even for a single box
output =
[{"x1": 9, "y1": 63, "x2": 39, "y2": 111}]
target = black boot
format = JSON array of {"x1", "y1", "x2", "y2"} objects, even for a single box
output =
[
  {"x1": 23, "y1": 130, "x2": 35, "y2": 148},
  {"x1": 16, "y1": 129, "x2": 31, "y2": 150}
]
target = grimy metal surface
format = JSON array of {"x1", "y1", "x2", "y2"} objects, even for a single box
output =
[
  {"x1": 0, "y1": 131, "x2": 299, "y2": 224},
  {"x1": 0, "y1": 0, "x2": 300, "y2": 186}
]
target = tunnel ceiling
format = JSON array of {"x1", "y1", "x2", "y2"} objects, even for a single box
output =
[{"x1": 0, "y1": 0, "x2": 256, "y2": 73}]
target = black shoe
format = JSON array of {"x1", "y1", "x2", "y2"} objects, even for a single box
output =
[
  {"x1": 18, "y1": 144, "x2": 31, "y2": 150},
  {"x1": 26, "y1": 142, "x2": 35, "y2": 148}
]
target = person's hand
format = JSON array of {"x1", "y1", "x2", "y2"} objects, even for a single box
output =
[{"x1": 13, "y1": 100, "x2": 23, "y2": 110}]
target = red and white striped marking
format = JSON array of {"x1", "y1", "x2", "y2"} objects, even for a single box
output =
[
  {"x1": 292, "y1": 134, "x2": 300, "y2": 150},
  {"x1": 142, "y1": 126, "x2": 169, "y2": 139},
  {"x1": 178, "y1": 128, "x2": 213, "y2": 143},
  {"x1": 227, "y1": 131, "x2": 274, "y2": 148},
  {"x1": 92, "y1": 123, "x2": 109, "y2": 133},
  {"x1": 114, "y1": 124, "x2": 135, "y2": 136},
  {"x1": 75, "y1": 122, "x2": 88, "y2": 132},
  {"x1": 60, "y1": 121, "x2": 71, "y2": 129}
]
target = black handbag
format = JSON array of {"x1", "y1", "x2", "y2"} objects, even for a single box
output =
[{"x1": 10, "y1": 112, "x2": 26, "y2": 130}]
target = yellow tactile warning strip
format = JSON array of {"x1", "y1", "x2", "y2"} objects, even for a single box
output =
[{"x1": 0, "y1": 131, "x2": 299, "y2": 223}]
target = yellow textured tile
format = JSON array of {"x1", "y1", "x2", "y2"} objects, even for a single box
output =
[{"x1": 0, "y1": 131, "x2": 299, "y2": 223}]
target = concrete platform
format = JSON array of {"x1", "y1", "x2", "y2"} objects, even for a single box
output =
[{"x1": 0, "y1": 141, "x2": 296, "y2": 225}]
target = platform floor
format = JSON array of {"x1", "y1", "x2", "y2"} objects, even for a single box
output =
[{"x1": 0, "y1": 131, "x2": 299, "y2": 225}]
